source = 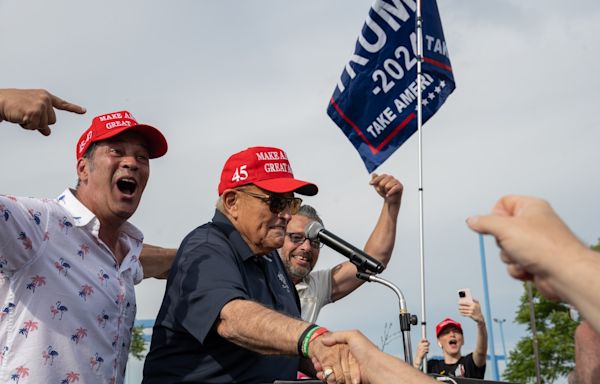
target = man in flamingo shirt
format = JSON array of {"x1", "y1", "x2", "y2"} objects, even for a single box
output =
[{"x1": 0, "y1": 88, "x2": 168, "y2": 384}]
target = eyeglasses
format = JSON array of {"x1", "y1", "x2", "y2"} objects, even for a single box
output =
[
  {"x1": 286, "y1": 232, "x2": 323, "y2": 249},
  {"x1": 238, "y1": 189, "x2": 302, "y2": 215}
]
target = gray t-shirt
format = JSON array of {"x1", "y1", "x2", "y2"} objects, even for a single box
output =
[{"x1": 296, "y1": 269, "x2": 332, "y2": 322}]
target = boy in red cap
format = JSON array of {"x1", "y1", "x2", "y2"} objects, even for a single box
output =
[{"x1": 414, "y1": 298, "x2": 487, "y2": 378}]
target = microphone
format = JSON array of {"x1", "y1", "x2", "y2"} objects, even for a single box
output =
[{"x1": 305, "y1": 221, "x2": 385, "y2": 274}]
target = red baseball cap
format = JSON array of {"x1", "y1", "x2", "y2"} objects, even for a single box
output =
[
  {"x1": 218, "y1": 146, "x2": 318, "y2": 196},
  {"x1": 436, "y1": 318, "x2": 463, "y2": 338},
  {"x1": 76, "y1": 110, "x2": 168, "y2": 160}
]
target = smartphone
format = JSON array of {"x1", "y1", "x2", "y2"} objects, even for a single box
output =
[{"x1": 458, "y1": 288, "x2": 473, "y2": 304}]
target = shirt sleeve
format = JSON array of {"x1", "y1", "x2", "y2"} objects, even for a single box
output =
[
  {"x1": 426, "y1": 359, "x2": 441, "y2": 374},
  {"x1": 463, "y1": 352, "x2": 486, "y2": 379},
  {"x1": 0, "y1": 195, "x2": 49, "y2": 273},
  {"x1": 172, "y1": 231, "x2": 249, "y2": 344}
]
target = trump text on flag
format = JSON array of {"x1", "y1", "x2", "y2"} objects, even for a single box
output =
[{"x1": 327, "y1": 0, "x2": 455, "y2": 172}]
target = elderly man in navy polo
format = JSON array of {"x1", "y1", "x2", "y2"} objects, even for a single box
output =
[{"x1": 143, "y1": 147, "x2": 359, "y2": 384}]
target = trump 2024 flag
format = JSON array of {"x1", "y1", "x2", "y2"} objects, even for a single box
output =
[{"x1": 327, "y1": 0, "x2": 455, "y2": 172}]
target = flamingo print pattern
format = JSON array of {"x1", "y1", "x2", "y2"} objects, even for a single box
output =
[
  {"x1": 54, "y1": 258, "x2": 71, "y2": 276},
  {"x1": 0, "y1": 191, "x2": 144, "y2": 383},
  {"x1": 17, "y1": 232, "x2": 32, "y2": 250},
  {"x1": 0, "y1": 204, "x2": 11, "y2": 221},
  {"x1": 89, "y1": 352, "x2": 104, "y2": 371},
  {"x1": 58, "y1": 217, "x2": 73, "y2": 235},
  {"x1": 50, "y1": 301, "x2": 69, "y2": 320},
  {"x1": 42, "y1": 345, "x2": 59, "y2": 366},
  {"x1": 0, "y1": 303, "x2": 16, "y2": 322},
  {"x1": 27, "y1": 209, "x2": 41, "y2": 225},
  {"x1": 96, "y1": 310, "x2": 110, "y2": 328},
  {"x1": 97, "y1": 269, "x2": 110, "y2": 286}
]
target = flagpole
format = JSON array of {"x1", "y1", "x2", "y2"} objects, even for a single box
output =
[{"x1": 416, "y1": 0, "x2": 428, "y2": 373}]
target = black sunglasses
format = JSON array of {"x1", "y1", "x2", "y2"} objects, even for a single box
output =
[
  {"x1": 238, "y1": 189, "x2": 302, "y2": 215},
  {"x1": 286, "y1": 232, "x2": 323, "y2": 249}
]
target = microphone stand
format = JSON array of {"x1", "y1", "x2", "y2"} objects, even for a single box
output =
[{"x1": 356, "y1": 271, "x2": 417, "y2": 365}]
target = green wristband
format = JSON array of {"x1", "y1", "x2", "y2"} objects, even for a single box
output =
[
  {"x1": 297, "y1": 324, "x2": 318, "y2": 357},
  {"x1": 302, "y1": 326, "x2": 321, "y2": 358}
]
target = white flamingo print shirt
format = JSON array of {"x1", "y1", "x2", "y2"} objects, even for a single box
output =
[{"x1": 0, "y1": 189, "x2": 144, "y2": 384}]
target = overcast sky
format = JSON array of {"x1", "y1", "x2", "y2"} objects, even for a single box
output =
[{"x1": 2, "y1": 0, "x2": 599, "y2": 382}]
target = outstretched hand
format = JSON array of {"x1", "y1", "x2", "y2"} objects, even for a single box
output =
[
  {"x1": 0, "y1": 88, "x2": 86, "y2": 136},
  {"x1": 466, "y1": 195, "x2": 586, "y2": 301}
]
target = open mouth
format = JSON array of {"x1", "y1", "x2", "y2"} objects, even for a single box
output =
[
  {"x1": 449, "y1": 340, "x2": 458, "y2": 346},
  {"x1": 116, "y1": 178, "x2": 137, "y2": 195},
  {"x1": 292, "y1": 254, "x2": 312, "y2": 266}
]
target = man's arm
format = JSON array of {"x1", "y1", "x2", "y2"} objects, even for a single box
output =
[
  {"x1": 0, "y1": 88, "x2": 85, "y2": 135},
  {"x1": 467, "y1": 195, "x2": 600, "y2": 335},
  {"x1": 140, "y1": 243, "x2": 177, "y2": 279},
  {"x1": 217, "y1": 299, "x2": 359, "y2": 384},
  {"x1": 570, "y1": 320, "x2": 600, "y2": 384},
  {"x1": 459, "y1": 298, "x2": 487, "y2": 367},
  {"x1": 330, "y1": 174, "x2": 403, "y2": 302},
  {"x1": 473, "y1": 319, "x2": 488, "y2": 367}
]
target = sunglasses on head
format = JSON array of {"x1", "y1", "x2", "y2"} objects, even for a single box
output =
[{"x1": 238, "y1": 189, "x2": 302, "y2": 215}]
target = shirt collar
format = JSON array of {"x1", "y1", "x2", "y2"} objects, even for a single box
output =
[
  {"x1": 211, "y1": 209, "x2": 258, "y2": 261},
  {"x1": 56, "y1": 188, "x2": 143, "y2": 242},
  {"x1": 295, "y1": 279, "x2": 308, "y2": 291}
]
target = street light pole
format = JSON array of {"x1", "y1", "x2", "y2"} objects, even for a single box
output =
[
  {"x1": 479, "y1": 235, "x2": 499, "y2": 380},
  {"x1": 493, "y1": 318, "x2": 507, "y2": 364}
]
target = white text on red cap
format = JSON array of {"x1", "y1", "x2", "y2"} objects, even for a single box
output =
[
  {"x1": 98, "y1": 111, "x2": 135, "y2": 122},
  {"x1": 105, "y1": 120, "x2": 133, "y2": 130},
  {"x1": 255, "y1": 150, "x2": 287, "y2": 161},
  {"x1": 78, "y1": 131, "x2": 93, "y2": 155},
  {"x1": 265, "y1": 162, "x2": 291, "y2": 173},
  {"x1": 255, "y1": 150, "x2": 293, "y2": 174}
]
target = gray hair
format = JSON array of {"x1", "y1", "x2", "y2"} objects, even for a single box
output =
[
  {"x1": 296, "y1": 204, "x2": 324, "y2": 226},
  {"x1": 216, "y1": 196, "x2": 225, "y2": 213},
  {"x1": 215, "y1": 185, "x2": 251, "y2": 214},
  {"x1": 75, "y1": 143, "x2": 98, "y2": 189}
]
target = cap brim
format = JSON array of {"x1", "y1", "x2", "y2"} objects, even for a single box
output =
[
  {"x1": 129, "y1": 125, "x2": 168, "y2": 159},
  {"x1": 97, "y1": 124, "x2": 168, "y2": 159},
  {"x1": 254, "y1": 178, "x2": 318, "y2": 196},
  {"x1": 436, "y1": 323, "x2": 463, "y2": 338}
]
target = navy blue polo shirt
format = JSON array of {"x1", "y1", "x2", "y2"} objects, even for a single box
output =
[{"x1": 143, "y1": 210, "x2": 301, "y2": 384}]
